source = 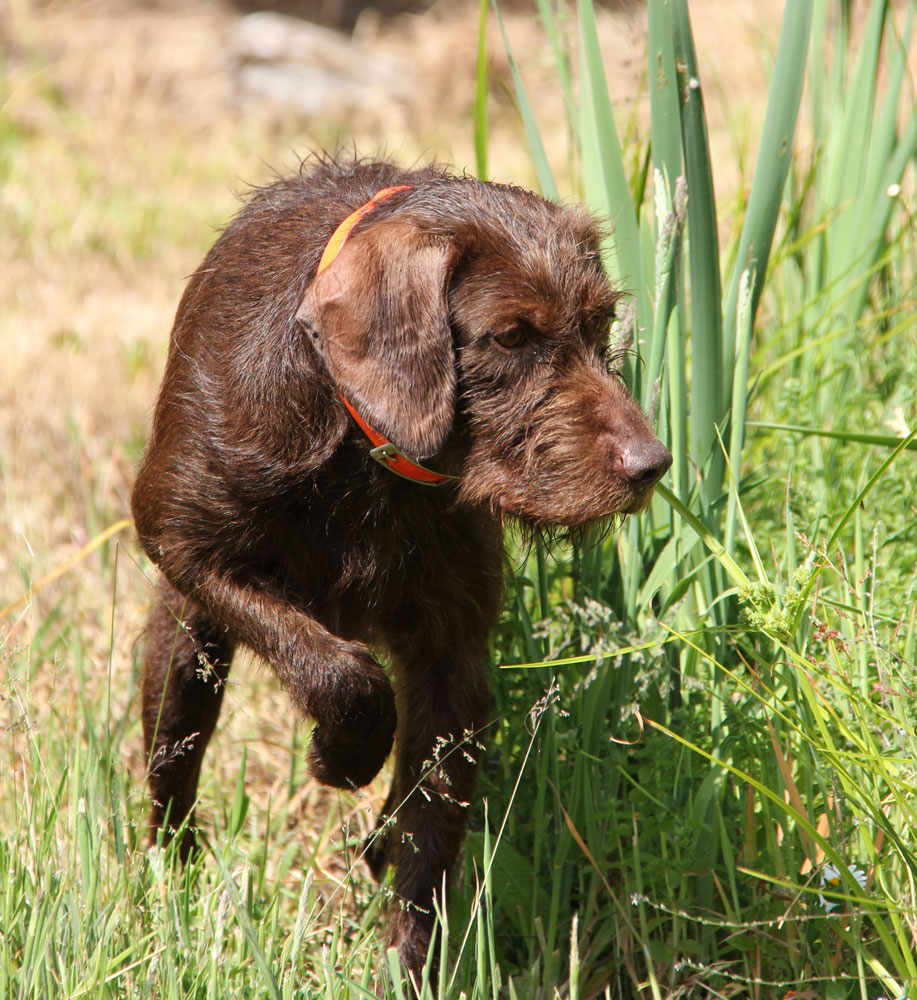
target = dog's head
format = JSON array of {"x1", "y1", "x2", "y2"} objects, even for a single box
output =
[{"x1": 297, "y1": 180, "x2": 671, "y2": 527}]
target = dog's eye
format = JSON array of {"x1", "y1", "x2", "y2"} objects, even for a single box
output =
[{"x1": 494, "y1": 328, "x2": 527, "y2": 350}]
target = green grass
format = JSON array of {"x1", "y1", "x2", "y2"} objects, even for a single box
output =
[
  {"x1": 478, "y1": 0, "x2": 917, "y2": 996},
  {"x1": 3, "y1": 0, "x2": 917, "y2": 997}
]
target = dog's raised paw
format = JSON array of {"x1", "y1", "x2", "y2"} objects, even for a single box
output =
[{"x1": 307, "y1": 650, "x2": 397, "y2": 788}]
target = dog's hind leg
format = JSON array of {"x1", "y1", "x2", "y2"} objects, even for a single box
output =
[
  {"x1": 383, "y1": 639, "x2": 492, "y2": 982},
  {"x1": 142, "y1": 575, "x2": 235, "y2": 859}
]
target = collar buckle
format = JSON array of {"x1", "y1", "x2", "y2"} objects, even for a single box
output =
[{"x1": 369, "y1": 442, "x2": 401, "y2": 468}]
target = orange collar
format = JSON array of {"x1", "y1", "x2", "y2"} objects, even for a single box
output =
[{"x1": 317, "y1": 186, "x2": 458, "y2": 486}]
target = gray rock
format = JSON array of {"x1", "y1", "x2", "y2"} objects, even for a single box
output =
[{"x1": 232, "y1": 11, "x2": 410, "y2": 118}]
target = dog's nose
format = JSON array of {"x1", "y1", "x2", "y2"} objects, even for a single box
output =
[{"x1": 618, "y1": 439, "x2": 672, "y2": 489}]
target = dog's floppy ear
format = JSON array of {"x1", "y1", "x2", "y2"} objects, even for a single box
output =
[{"x1": 297, "y1": 220, "x2": 456, "y2": 460}]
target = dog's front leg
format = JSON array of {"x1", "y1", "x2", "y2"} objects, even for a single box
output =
[
  {"x1": 155, "y1": 558, "x2": 398, "y2": 791},
  {"x1": 381, "y1": 642, "x2": 491, "y2": 983},
  {"x1": 142, "y1": 575, "x2": 236, "y2": 857}
]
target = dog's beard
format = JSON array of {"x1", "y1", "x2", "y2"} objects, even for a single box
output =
[
  {"x1": 512, "y1": 513, "x2": 622, "y2": 556},
  {"x1": 456, "y1": 438, "x2": 645, "y2": 530}
]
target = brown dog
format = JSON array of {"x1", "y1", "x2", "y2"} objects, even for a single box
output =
[{"x1": 132, "y1": 156, "x2": 671, "y2": 981}]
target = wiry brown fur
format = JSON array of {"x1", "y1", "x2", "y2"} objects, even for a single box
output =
[{"x1": 132, "y1": 156, "x2": 671, "y2": 986}]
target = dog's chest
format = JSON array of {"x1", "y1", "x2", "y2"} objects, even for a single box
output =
[{"x1": 281, "y1": 489, "x2": 502, "y2": 631}]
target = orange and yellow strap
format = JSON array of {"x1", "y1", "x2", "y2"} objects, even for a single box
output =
[{"x1": 317, "y1": 185, "x2": 411, "y2": 275}]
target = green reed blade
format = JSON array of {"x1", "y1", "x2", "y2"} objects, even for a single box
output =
[
  {"x1": 669, "y1": 0, "x2": 723, "y2": 489},
  {"x1": 720, "y1": 1, "x2": 811, "y2": 399},
  {"x1": 577, "y1": 0, "x2": 648, "y2": 333},
  {"x1": 492, "y1": 1, "x2": 559, "y2": 201},
  {"x1": 474, "y1": 0, "x2": 489, "y2": 179}
]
